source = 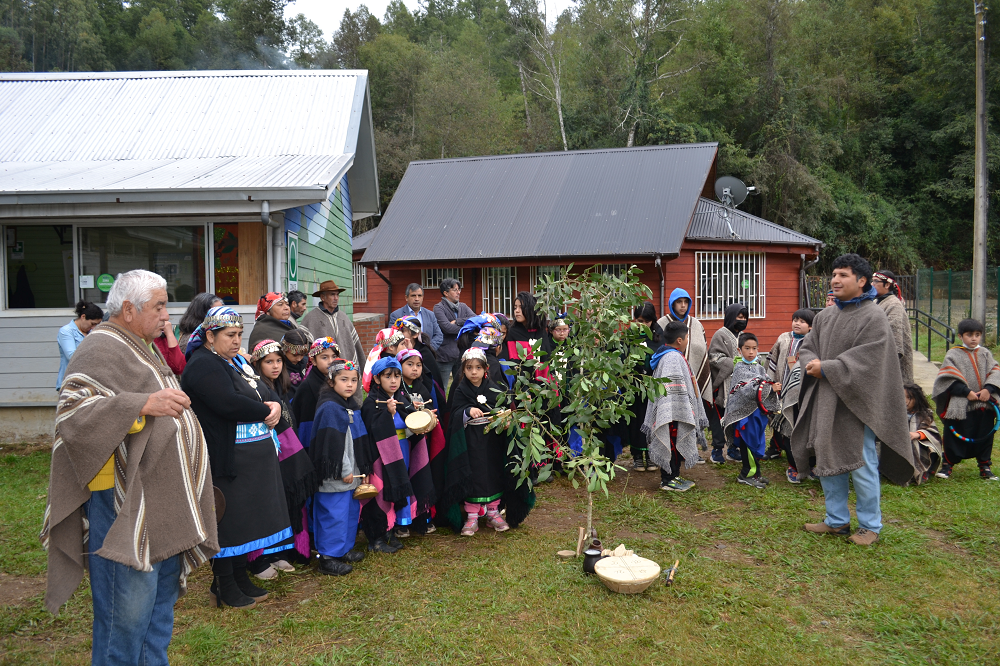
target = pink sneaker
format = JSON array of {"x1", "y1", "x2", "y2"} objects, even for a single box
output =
[
  {"x1": 461, "y1": 515, "x2": 479, "y2": 536},
  {"x1": 486, "y1": 510, "x2": 509, "y2": 532}
]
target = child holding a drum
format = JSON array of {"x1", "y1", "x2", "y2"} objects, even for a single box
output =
[
  {"x1": 443, "y1": 347, "x2": 538, "y2": 536},
  {"x1": 360, "y1": 358, "x2": 437, "y2": 550},
  {"x1": 397, "y1": 348, "x2": 442, "y2": 535}
]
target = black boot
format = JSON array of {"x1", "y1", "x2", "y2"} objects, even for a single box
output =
[
  {"x1": 232, "y1": 565, "x2": 269, "y2": 601},
  {"x1": 338, "y1": 550, "x2": 365, "y2": 563},
  {"x1": 318, "y1": 555, "x2": 353, "y2": 576},
  {"x1": 209, "y1": 575, "x2": 256, "y2": 609},
  {"x1": 387, "y1": 532, "x2": 404, "y2": 550},
  {"x1": 367, "y1": 537, "x2": 400, "y2": 553}
]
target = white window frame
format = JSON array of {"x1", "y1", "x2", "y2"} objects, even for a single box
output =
[
  {"x1": 353, "y1": 261, "x2": 367, "y2": 303},
  {"x1": 598, "y1": 263, "x2": 630, "y2": 278},
  {"x1": 530, "y1": 265, "x2": 562, "y2": 287},
  {"x1": 422, "y1": 268, "x2": 464, "y2": 290},
  {"x1": 2, "y1": 220, "x2": 215, "y2": 310},
  {"x1": 694, "y1": 251, "x2": 766, "y2": 319},
  {"x1": 482, "y1": 267, "x2": 518, "y2": 316}
]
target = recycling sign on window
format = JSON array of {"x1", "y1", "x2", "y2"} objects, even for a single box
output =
[{"x1": 287, "y1": 232, "x2": 299, "y2": 291}]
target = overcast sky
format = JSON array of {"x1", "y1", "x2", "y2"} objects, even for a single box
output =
[{"x1": 286, "y1": 0, "x2": 576, "y2": 42}]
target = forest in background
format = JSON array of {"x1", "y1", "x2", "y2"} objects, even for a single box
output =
[{"x1": 1, "y1": 0, "x2": 998, "y2": 272}]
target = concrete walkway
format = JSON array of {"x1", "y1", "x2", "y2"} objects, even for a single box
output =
[{"x1": 912, "y1": 350, "x2": 939, "y2": 396}]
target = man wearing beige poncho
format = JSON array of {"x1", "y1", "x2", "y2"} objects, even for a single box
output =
[{"x1": 41, "y1": 270, "x2": 218, "y2": 665}]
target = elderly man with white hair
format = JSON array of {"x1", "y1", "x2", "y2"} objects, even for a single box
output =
[{"x1": 41, "y1": 269, "x2": 218, "y2": 666}]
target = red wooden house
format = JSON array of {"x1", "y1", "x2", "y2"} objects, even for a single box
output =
[{"x1": 354, "y1": 143, "x2": 822, "y2": 350}]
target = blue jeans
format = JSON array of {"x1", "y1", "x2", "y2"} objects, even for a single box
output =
[
  {"x1": 438, "y1": 361, "x2": 458, "y2": 390},
  {"x1": 86, "y1": 489, "x2": 180, "y2": 666},
  {"x1": 819, "y1": 426, "x2": 883, "y2": 533}
]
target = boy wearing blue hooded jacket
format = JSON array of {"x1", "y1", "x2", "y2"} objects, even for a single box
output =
[{"x1": 657, "y1": 288, "x2": 714, "y2": 461}]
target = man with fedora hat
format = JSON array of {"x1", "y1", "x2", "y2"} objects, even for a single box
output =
[{"x1": 301, "y1": 280, "x2": 366, "y2": 369}]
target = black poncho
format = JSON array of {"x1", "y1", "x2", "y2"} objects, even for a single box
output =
[{"x1": 441, "y1": 376, "x2": 535, "y2": 530}]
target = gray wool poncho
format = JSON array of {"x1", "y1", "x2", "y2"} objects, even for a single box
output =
[
  {"x1": 721, "y1": 360, "x2": 779, "y2": 431},
  {"x1": 642, "y1": 348, "x2": 708, "y2": 469},
  {"x1": 791, "y1": 297, "x2": 915, "y2": 484},
  {"x1": 878, "y1": 294, "x2": 914, "y2": 384},
  {"x1": 932, "y1": 345, "x2": 1000, "y2": 420}
]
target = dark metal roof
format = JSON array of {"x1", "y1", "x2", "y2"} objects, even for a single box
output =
[
  {"x1": 352, "y1": 227, "x2": 378, "y2": 253},
  {"x1": 687, "y1": 198, "x2": 822, "y2": 246},
  {"x1": 361, "y1": 143, "x2": 719, "y2": 264}
]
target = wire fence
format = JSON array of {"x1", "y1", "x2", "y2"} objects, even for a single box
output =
[
  {"x1": 806, "y1": 269, "x2": 1000, "y2": 354},
  {"x1": 912, "y1": 268, "x2": 1000, "y2": 347}
]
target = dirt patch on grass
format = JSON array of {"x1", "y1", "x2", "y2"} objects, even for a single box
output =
[
  {"x1": 0, "y1": 441, "x2": 52, "y2": 456},
  {"x1": 698, "y1": 541, "x2": 756, "y2": 565},
  {"x1": 0, "y1": 573, "x2": 46, "y2": 607}
]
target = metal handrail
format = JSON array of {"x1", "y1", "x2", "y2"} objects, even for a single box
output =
[{"x1": 909, "y1": 307, "x2": 956, "y2": 362}]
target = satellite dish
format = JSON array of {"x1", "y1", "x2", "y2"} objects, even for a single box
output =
[{"x1": 715, "y1": 176, "x2": 749, "y2": 206}]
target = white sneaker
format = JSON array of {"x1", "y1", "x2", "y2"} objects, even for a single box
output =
[
  {"x1": 253, "y1": 565, "x2": 278, "y2": 580},
  {"x1": 272, "y1": 559, "x2": 295, "y2": 572}
]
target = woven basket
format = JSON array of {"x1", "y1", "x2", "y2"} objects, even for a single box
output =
[{"x1": 594, "y1": 555, "x2": 661, "y2": 594}]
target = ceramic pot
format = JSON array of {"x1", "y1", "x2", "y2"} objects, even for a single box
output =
[{"x1": 582, "y1": 548, "x2": 606, "y2": 575}]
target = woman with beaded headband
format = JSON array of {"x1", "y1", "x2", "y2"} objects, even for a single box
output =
[
  {"x1": 290, "y1": 337, "x2": 342, "y2": 448},
  {"x1": 396, "y1": 315, "x2": 449, "y2": 415},
  {"x1": 473, "y1": 325, "x2": 507, "y2": 388},
  {"x1": 247, "y1": 339, "x2": 318, "y2": 576},
  {"x1": 181, "y1": 307, "x2": 292, "y2": 609},
  {"x1": 362, "y1": 327, "x2": 407, "y2": 392},
  {"x1": 440, "y1": 347, "x2": 534, "y2": 536},
  {"x1": 873, "y1": 269, "x2": 914, "y2": 383}
]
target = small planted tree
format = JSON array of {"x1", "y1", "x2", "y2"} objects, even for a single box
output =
[{"x1": 494, "y1": 265, "x2": 669, "y2": 537}]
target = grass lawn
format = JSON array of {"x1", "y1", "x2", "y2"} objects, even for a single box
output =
[{"x1": 2, "y1": 440, "x2": 999, "y2": 665}]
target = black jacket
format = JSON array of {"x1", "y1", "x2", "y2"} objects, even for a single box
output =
[{"x1": 181, "y1": 345, "x2": 271, "y2": 480}]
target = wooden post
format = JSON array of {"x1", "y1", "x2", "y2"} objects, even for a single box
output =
[{"x1": 973, "y1": 1, "x2": 989, "y2": 323}]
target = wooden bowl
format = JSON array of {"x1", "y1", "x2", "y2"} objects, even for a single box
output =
[{"x1": 593, "y1": 554, "x2": 661, "y2": 594}]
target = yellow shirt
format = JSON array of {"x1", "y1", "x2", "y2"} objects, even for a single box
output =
[{"x1": 87, "y1": 416, "x2": 145, "y2": 491}]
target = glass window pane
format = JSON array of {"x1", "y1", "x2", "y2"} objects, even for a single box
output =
[
  {"x1": 213, "y1": 223, "x2": 239, "y2": 305},
  {"x1": 5, "y1": 225, "x2": 74, "y2": 308},
  {"x1": 78, "y1": 226, "x2": 206, "y2": 304}
]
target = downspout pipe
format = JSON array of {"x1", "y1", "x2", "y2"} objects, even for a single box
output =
[
  {"x1": 655, "y1": 254, "x2": 664, "y2": 317},
  {"x1": 372, "y1": 262, "x2": 392, "y2": 327},
  {"x1": 262, "y1": 201, "x2": 282, "y2": 291}
]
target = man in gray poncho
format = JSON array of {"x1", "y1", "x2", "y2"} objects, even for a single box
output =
[
  {"x1": 643, "y1": 321, "x2": 709, "y2": 492},
  {"x1": 792, "y1": 254, "x2": 915, "y2": 546},
  {"x1": 707, "y1": 302, "x2": 748, "y2": 463},
  {"x1": 873, "y1": 269, "x2": 913, "y2": 383}
]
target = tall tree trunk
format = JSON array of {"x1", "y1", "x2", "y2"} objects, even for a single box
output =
[
  {"x1": 626, "y1": 119, "x2": 638, "y2": 147},
  {"x1": 554, "y1": 71, "x2": 567, "y2": 151},
  {"x1": 518, "y1": 61, "x2": 532, "y2": 131}
]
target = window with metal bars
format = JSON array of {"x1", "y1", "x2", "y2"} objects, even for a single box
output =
[
  {"x1": 352, "y1": 261, "x2": 367, "y2": 303},
  {"x1": 598, "y1": 263, "x2": 630, "y2": 278},
  {"x1": 694, "y1": 252, "x2": 766, "y2": 319},
  {"x1": 482, "y1": 267, "x2": 518, "y2": 316},
  {"x1": 530, "y1": 265, "x2": 562, "y2": 287},
  {"x1": 422, "y1": 268, "x2": 464, "y2": 289}
]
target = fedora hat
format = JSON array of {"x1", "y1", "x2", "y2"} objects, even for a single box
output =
[{"x1": 313, "y1": 280, "x2": 346, "y2": 297}]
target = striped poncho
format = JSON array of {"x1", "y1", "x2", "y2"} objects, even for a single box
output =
[{"x1": 41, "y1": 322, "x2": 218, "y2": 613}]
